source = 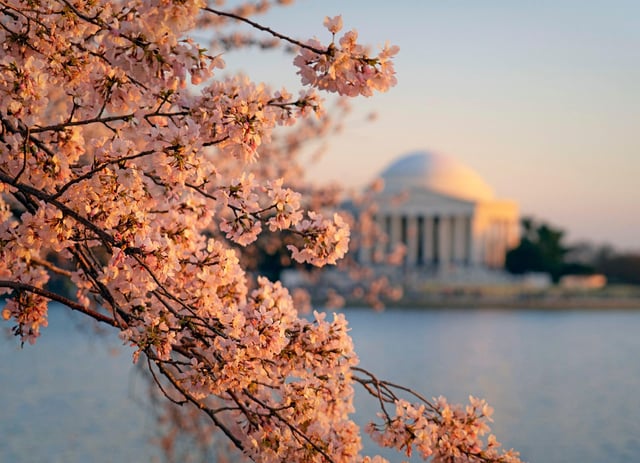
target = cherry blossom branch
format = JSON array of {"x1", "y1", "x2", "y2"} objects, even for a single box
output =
[
  {"x1": 13, "y1": 126, "x2": 30, "y2": 183},
  {"x1": 0, "y1": 280, "x2": 118, "y2": 327},
  {"x1": 152, "y1": 357, "x2": 247, "y2": 453},
  {"x1": 29, "y1": 110, "x2": 189, "y2": 134},
  {"x1": 0, "y1": 3, "x2": 517, "y2": 462},
  {"x1": 51, "y1": 149, "x2": 158, "y2": 201},
  {"x1": 30, "y1": 257, "x2": 73, "y2": 278},
  {"x1": 203, "y1": 7, "x2": 326, "y2": 55},
  {"x1": 129, "y1": 254, "x2": 229, "y2": 340},
  {"x1": 242, "y1": 388, "x2": 337, "y2": 462},
  {"x1": 0, "y1": 171, "x2": 117, "y2": 247},
  {"x1": 146, "y1": 356, "x2": 188, "y2": 407},
  {"x1": 69, "y1": 245, "x2": 114, "y2": 305},
  {"x1": 352, "y1": 366, "x2": 437, "y2": 410}
]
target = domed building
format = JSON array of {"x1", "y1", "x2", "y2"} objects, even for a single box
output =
[{"x1": 361, "y1": 151, "x2": 519, "y2": 274}]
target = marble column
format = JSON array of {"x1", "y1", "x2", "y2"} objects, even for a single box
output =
[
  {"x1": 424, "y1": 216, "x2": 434, "y2": 266},
  {"x1": 438, "y1": 216, "x2": 450, "y2": 268},
  {"x1": 406, "y1": 216, "x2": 419, "y2": 267},
  {"x1": 416, "y1": 216, "x2": 425, "y2": 266},
  {"x1": 452, "y1": 215, "x2": 465, "y2": 264},
  {"x1": 464, "y1": 215, "x2": 472, "y2": 266},
  {"x1": 432, "y1": 216, "x2": 440, "y2": 265}
]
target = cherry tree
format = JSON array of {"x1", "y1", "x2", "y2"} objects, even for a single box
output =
[{"x1": 0, "y1": 1, "x2": 521, "y2": 462}]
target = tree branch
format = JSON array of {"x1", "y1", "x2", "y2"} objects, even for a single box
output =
[
  {"x1": 203, "y1": 7, "x2": 327, "y2": 55},
  {"x1": 0, "y1": 171, "x2": 117, "y2": 247},
  {"x1": 0, "y1": 280, "x2": 118, "y2": 327}
]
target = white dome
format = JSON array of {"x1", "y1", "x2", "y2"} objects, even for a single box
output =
[{"x1": 380, "y1": 151, "x2": 494, "y2": 202}]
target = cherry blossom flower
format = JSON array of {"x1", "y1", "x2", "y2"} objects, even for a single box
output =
[{"x1": 324, "y1": 15, "x2": 344, "y2": 34}]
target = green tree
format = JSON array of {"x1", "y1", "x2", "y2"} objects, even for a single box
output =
[{"x1": 505, "y1": 217, "x2": 569, "y2": 282}]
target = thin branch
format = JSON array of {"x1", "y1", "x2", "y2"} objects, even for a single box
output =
[
  {"x1": 242, "y1": 389, "x2": 336, "y2": 462},
  {"x1": 154, "y1": 359, "x2": 246, "y2": 453},
  {"x1": 68, "y1": 244, "x2": 128, "y2": 327},
  {"x1": 203, "y1": 7, "x2": 326, "y2": 55},
  {"x1": 147, "y1": 356, "x2": 188, "y2": 406},
  {"x1": 352, "y1": 366, "x2": 438, "y2": 412},
  {"x1": 31, "y1": 113, "x2": 135, "y2": 133},
  {"x1": 0, "y1": 171, "x2": 117, "y2": 247},
  {"x1": 13, "y1": 125, "x2": 30, "y2": 183},
  {"x1": 29, "y1": 110, "x2": 189, "y2": 134},
  {"x1": 51, "y1": 148, "x2": 157, "y2": 200},
  {"x1": 30, "y1": 256, "x2": 73, "y2": 278},
  {"x1": 0, "y1": 280, "x2": 118, "y2": 327}
]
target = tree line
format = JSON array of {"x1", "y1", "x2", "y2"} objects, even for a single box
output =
[{"x1": 505, "y1": 217, "x2": 640, "y2": 285}]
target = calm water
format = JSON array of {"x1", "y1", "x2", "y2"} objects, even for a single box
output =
[{"x1": 1, "y1": 305, "x2": 639, "y2": 463}]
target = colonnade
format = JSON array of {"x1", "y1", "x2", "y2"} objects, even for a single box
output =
[{"x1": 362, "y1": 214, "x2": 474, "y2": 268}]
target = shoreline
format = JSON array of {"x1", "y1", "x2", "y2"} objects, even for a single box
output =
[
  {"x1": 379, "y1": 296, "x2": 640, "y2": 310},
  {"x1": 343, "y1": 285, "x2": 640, "y2": 310}
]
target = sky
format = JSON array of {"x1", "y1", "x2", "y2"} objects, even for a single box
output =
[{"x1": 220, "y1": 0, "x2": 640, "y2": 251}]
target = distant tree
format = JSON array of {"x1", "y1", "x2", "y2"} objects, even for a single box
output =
[
  {"x1": 595, "y1": 253, "x2": 640, "y2": 285},
  {"x1": 509, "y1": 223, "x2": 640, "y2": 286},
  {"x1": 505, "y1": 218, "x2": 570, "y2": 282}
]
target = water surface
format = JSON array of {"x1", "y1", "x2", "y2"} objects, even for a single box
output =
[
  {"x1": 2, "y1": 305, "x2": 639, "y2": 463},
  {"x1": 347, "y1": 308, "x2": 640, "y2": 463}
]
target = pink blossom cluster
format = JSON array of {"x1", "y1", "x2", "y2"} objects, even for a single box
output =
[
  {"x1": 287, "y1": 212, "x2": 351, "y2": 266},
  {"x1": 294, "y1": 16, "x2": 399, "y2": 97},
  {"x1": 0, "y1": 1, "x2": 521, "y2": 462},
  {"x1": 366, "y1": 396, "x2": 521, "y2": 463}
]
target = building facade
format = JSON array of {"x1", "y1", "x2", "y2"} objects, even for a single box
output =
[{"x1": 360, "y1": 151, "x2": 519, "y2": 275}]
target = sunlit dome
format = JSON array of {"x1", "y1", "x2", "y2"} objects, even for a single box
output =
[{"x1": 380, "y1": 151, "x2": 495, "y2": 202}]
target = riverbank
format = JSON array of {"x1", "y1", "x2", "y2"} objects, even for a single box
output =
[{"x1": 387, "y1": 284, "x2": 640, "y2": 309}]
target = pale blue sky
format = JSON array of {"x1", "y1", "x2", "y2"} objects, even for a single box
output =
[{"x1": 219, "y1": 1, "x2": 639, "y2": 250}]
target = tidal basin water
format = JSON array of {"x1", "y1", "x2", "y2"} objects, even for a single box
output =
[{"x1": 2, "y1": 304, "x2": 640, "y2": 463}]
